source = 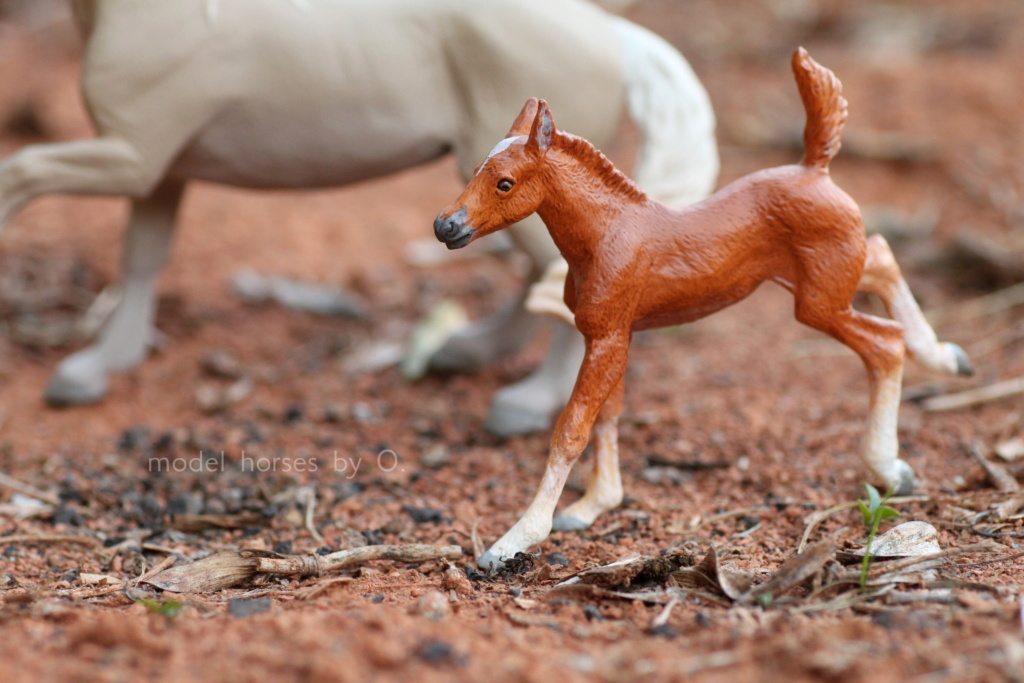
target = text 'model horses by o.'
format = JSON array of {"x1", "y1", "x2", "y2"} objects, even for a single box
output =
[
  {"x1": 434, "y1": 48, "x2": 972, "y2": 571},
  {"x1": 0, "y1": 0, "x2": 717, "y2": 435}
]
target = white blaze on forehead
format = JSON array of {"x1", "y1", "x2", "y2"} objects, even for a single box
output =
[{"x1": 475, "y1": 135, "x2": 527, "y2": 176}]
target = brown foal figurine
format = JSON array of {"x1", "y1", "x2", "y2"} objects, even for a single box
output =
[{"x1": 435, "y1": 48, "x2": 972, "y2": 571}]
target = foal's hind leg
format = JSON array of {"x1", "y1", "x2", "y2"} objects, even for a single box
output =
[
  {"x1": 795, "y1": 300, "x2": 915, "y2": 494},
  {"x1": 46, "y1": 181, "x2": 183, "y2": 404},
  {"x1": 859, "y1": 234, "x2": 973, "y2": 377},
  {"x1": 552, "y1": 376, "x2": 625, "y2": 532}
]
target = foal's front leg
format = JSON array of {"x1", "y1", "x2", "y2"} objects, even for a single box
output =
[{"x1": 478, "y1": 330, "x2": 630, "y2": 572}]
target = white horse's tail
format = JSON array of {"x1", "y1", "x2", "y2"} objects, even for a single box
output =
[{"x1": 612, "y1": 18, "x2": 719, "y2": 208}]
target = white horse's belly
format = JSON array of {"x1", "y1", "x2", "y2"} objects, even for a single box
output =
[{"x1": 168, "y1": 105, "x2": 453, "y2": 189}]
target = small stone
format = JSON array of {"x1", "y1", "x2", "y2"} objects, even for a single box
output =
[
  {"x1": 362, "y1": 529, "x2": 385, "y2": 545},
  {"x1": 648, "y1": 624, "x2": 678, "y2": 638},
  {"x1": 420, "y1": 445, "x2": 450, "y2": 469},
  {"x1": 402, "y1": 505, "x2": 443, "y2": 525},
  {"x1": 51, "y1": 506, "x2": 82, "y2": 527},
  {"x1": 414, "y1": 639, "x2": 456, "y2": 665},
  {"x1": 412, "y1": 590, "x2": 451, "y2": 620},
  {"x1": 200, "y1": 349, "x2": 243, "y2": 379},
  {"x1": 441, "y1": 564, "x2": 474, "y2": 596},
  {"x1": 381, "y1": 517, "x2": 407, "y2": 535},
  {"x1": 352, "y1": 402, "x2": 376, "y2": 423},
  {"x1": 228, "y1": 597, "x2": 272, "y2": 618},
  {"x1": 335, "y1": 527, "x2": 370, "y2": 550},
  {"x1": 544, "y1": 552, "x2": 570, "y2": 567},
  {"x1": 283, "y1": 404, "x2": 304, "y2": 424}
]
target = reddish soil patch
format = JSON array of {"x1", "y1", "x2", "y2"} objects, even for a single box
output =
[{"x1": 1, "y1": 1, "x2": 1022, "y2": 681}]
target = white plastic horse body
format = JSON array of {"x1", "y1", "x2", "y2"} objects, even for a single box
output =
[{"x1": 0, "y1": 0, "x2": 717, "y2": 432}]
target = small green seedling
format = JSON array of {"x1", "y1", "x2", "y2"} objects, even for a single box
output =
[
  {"x1": 136, "y1": 597, "x2": 184, "y2": 619},
  {"x1": 857, "y1": 483, "x2": 899, "y2": 589}
]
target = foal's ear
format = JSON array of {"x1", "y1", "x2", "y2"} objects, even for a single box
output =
[
  {"x1": 506, "y1": 98, "x2": 540, "y2": 138},
  {"x1": 526, "y1": 100, "x2": 555, "y2": 155}
]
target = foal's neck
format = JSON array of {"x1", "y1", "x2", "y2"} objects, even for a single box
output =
[{"x1": 537, "y1": 135, "x2": 649, "y2": 264}]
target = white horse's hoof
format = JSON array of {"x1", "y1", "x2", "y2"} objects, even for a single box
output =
[
  {"x1": 949, "y1": 343, "x2": 974, "y2": 377},
  {"x1": 484, "y1": 377, "x2": 567, "y2": 436},
  {"x1": 45, "y1": 350, "x2": 109, "y2": 406},
  {"x1": 477, "y1": 549, "x2": 505, "y2": 573},
  {"x1": 551, "y1": 514, "x2": 590, "y2": 532},
  {"x1": 485, "y1": 399, "x2": 553, "y2": 436},
  {"x1": 889, "y1": 460, "x2": 916, "y2": 496},
  {"x1": 426, "y1": 333, "x2": 492, "y2": 373}
]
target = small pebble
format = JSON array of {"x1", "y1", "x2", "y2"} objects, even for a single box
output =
[
  {"x1": 228, "y1": 598, "x2": 272, "y2": 619},
  {"x1": 412, "y1": 590, "x2": 451, "y2": 620},
  {"x1": 545, "y1": 552, "x2": 569, "y2": 567},
  {"x1": 414, "y1": 639, "x2": 456, "y2": 665},
  {"x1": 402, "y1": 505, "x2": 443, "y2": 524}
]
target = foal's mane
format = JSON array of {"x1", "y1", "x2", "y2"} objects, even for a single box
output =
[{"x1": 554, "y1": 132, "x2": 649, "y2": 204}]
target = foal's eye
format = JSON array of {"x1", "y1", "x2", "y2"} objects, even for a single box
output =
[{"x1": 497, "y1": 179, "x2": 514, "y2": 193}]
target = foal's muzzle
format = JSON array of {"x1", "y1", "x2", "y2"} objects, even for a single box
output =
[{"x1": 434, "y1": 206, "x2": 474, "y2": 249}]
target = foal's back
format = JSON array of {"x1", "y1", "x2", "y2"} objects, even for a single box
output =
[{"x1": 626, "y1": 162, "x2": 863, "y2": 329}]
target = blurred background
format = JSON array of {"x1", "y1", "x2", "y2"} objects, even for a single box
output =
[{"x1": 0, "y1": 0, "x2": 1020, "y2": 445}]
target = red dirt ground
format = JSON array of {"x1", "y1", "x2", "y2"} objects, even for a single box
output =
[{"x1": 1, "y1": 1, "x2": 1023, "y2": 681}]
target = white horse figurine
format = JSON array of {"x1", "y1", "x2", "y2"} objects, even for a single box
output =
[{"x1": 0, "y1": 0, "x2": 717, "y2": 434}]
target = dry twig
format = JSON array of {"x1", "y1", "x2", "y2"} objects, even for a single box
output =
[
  {"x1": 143, "y1": 544, "x2": 463, "y2": 593},
  {"x1": 923, "y1": 377, "x2": 1024, "y2": 412},
  {"x1": 0, "y1": 472, "x2": 61, "y2": 506},
  {"x1": 0, "y1": 534, "x2": 100, "y2": 547}
]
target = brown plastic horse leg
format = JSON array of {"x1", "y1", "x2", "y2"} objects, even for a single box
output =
[
  {"x1": 478, "y1": 330, "x2": 630, "y2": 571},
  {"x1": 858, "y1": 234, "x2": 973, "y2": 377},
  {"x1": 796, "y1": 301, "x2": 913, "y2": 494},
  {"x1": 552, "y1": 376, "x2": 625, "y2": 531}
]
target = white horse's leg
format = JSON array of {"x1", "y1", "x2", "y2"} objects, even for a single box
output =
[
  {"x1": 552, "y1": 377, "x2": 625, "y2": 531},
  {"x1": 487, "y1": 215, "x2": 587, "y2": 436},
  {"x1": 46, "y1": 181, "x2": 183, "y2": 405},
  {"x1": 0, "y1": 138, "x2": 156, "y2": 231},
  {"x1": 428, "y1": 209, "x2": 586, "y2": 435},
  {"x1": 425, "y1": 286, "x2": 544, "y2": 374},
  {"x1": 859, "y1": 234, "x2": 973, "y2": 377},
  {"x1": 486, "y1": 322, "x2": 586, "y2": 435}
]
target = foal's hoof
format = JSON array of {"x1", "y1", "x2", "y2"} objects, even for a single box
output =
[
  {"x1": 477, "y1": 549, "x2": 506, "y2": 574},
  {"x1": 949, "y1": 343, "x2": 974, "y2": 377},
  {"x1": 45, "y1": 350, "x2": 109, "y2": 406},
  {"x1": 551, "y1": 514, "x2": 590, "y2": 532}
]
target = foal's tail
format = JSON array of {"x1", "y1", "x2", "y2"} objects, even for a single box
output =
[
  {"x1": 612, "y1": 18, "x2": 719, "y2": 207},
  {"x1": 793, "y1": 47, "x2": 848, "y2": 171}
]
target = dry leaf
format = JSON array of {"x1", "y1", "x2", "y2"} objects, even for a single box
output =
[
  {"x1": 574, "y1": 548, "x2": 693, "y2": 590},
  {"x1": 744, "y1": 537, "x2": 836, "y2": 603},
  {"x1": 996, "y1": 438, "x2": 1024, "y2": 462},
  {"x1": 141, "y1": 550, "x2": 271, "y2": 593},
  {"x1": 79, "y1": 573, "x2": 124, "y2": 587},
  {"x1": 670, "y1": 546, "x2": 752, "y2": 600},
  {"x1": 838, "y1": 521, "x2": 941, "y2": 563}
]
